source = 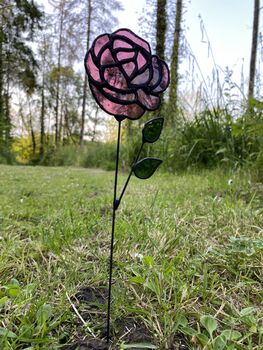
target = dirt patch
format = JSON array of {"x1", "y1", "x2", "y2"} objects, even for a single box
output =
[
  {"x1": 62, "y1": 286, "x2": 190, "y2": 350},
  {"x1": 168, "y1": 334, "x2": 190, "y2": 350},
  {"x1": 75, "y1": 287, "x2": 107, "y2": 306},
  {"x1": 74, "y1": 286, "x2": 107, "y2": 326},
  {"x1": 114, "y1": 316, "x2": 154, "y2": 345},
  {"x1": 61, "y1": 338, "x2": 111, "y2": 350}
]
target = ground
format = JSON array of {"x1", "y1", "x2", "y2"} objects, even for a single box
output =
[{"x1": 0, "y1": 165, "x2": 262, "y2": 349}]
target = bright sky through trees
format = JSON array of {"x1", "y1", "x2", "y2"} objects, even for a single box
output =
[
  {"x1": 117, "y1": 0, "x2": 255, "y2": 83},
  {"x1": 38, "y1": 0, "x2": 256, "y2": 83}
]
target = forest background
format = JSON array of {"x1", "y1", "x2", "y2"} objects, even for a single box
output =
[{"x1": 0, "y1": 0, "x2": 263, "y2": 176}]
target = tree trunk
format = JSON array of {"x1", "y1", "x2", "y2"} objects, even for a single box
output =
[
  {"x1": 0, "y1": 28, "x2": 3, "y2": 143},
  {"x1": 28, "y1": 101, "x2": 36, "y2": 156},
  {"x1": 64, "y1": 106, "x2": 69, "y2": 140},
  {"x1": 80, "y1": 0, "x2": 92, "y2": 147},
  {"x1": 55, "y1": 2, "x2": 64, "y2": 148},
  {"x1": 248, "y1": 0, "x2": 260, "y2": 100},
  {"x1": 39, "y1": 82, "x2": 45, "y2": 158},
  {"x1": 156, "y1": 0, "x2": 167, "y2": 60},
  {"x1": 5, "y1": 50, "x2": 11, "y2": 141},
  {"x1": 169, "y1": 0, "x2": 183, "y2": 125},
  {"x1": 4, "y1": 92, "x2": 10, "y2": 141},
  {"x1": 30, "y1": 118, "x2": 36, "y2": 156},
  {"x1": 153, "y1": 0, "x2": 167, "y2": 115},
  {"x1": 58, "y1": 101, "x2": 63, "y2": 143}
]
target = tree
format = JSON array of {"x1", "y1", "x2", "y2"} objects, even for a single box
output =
[
  {"x1": 16, "y1": 94, "x2": 38, "y2": 160},
  {"x1": 34, "y1": 13, "x2": 58, "y2": 159},
  {"x1": 37, "y1": 29, "x2": 50, "y2": 158},
  {"x1": 248, "y1": 0, "x2": 260, "y2": 100},
  {"x1": 0, "y1": 0, "x2": 42, "y2": 159},
  {"x1": 49, "y1": 0, "x2": 80, "y2": 147},
  {"x1": 79, "y1": 0, "x2": 123, "y2": 147},
  {"x1": 156, "y1": 0, "x2": 167, "y2": 61},
  {"x1": 59, "y1": 67, "x2": 82, "y2": 144},
  {"x1": 169, "y1": 0, "x2": 183, "y2": 125},
  {"x1": 154, "y1": 0, "x2": 168, "y2": 113},
  {"x1": 80, "y1": 0, "x2": 92, "y2": 147}
]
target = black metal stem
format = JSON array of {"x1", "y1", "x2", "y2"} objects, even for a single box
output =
[
  {"x1": 106, "y1": 119, "x2": 122, "y2": 343},
  {"x1": 117, "y1": 142, "x2": 144, "y2": 206}
]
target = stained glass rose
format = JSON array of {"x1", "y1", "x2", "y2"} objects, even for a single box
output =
[{"x1": 84, "y1": 28, "x2": 170, "y2": 120}]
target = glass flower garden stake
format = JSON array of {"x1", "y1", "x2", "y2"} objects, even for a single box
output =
[{"x1": 84, "y1": 28, "x2": 170, "y2": 343}]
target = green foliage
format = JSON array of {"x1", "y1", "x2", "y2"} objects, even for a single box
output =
[
  {"x1": 200, "y1": 315, "x2": 217, "y2": 338},
  {"x1": 254, "y1": 150, "x2": 263, "y2": 180},
  {"x1": 41, "y1": 142, "x2": 116, "y2": 170},
  {"x1": 148, "y1": 101, "x2": 263, "y2": 173},
  {"x1": 0, "y1": 135, "x2": 16, "y2": 164},
  {"x1": 4, "y1": 98, "x2": 263, "y2": 178},
  {"x1": 0, "y1": 0, "x2": 43, "y2": 158}
]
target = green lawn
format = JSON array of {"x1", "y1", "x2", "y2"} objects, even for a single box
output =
[{"x1": 0, "y1": 165, "x2": 262, "y2": 349}]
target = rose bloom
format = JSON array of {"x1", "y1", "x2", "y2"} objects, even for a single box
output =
[{"x1": 85, "y1": 28, "x2": 170, "y2": 120}]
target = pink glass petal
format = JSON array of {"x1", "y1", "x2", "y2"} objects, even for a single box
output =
[
  {"x1": 122, "y1": 62, "x2": 135, "y2": 76},
  {"x1": 116, "y1": 51, "x2": 135, "y2": 62},
  {"x1": 149, "y1": 56, "x2": 160, "y2": 88},
  {"x1": 91, "y1": 84, "x2": 144, "y2": 119},
  {"x1": 114, "y1": 29, "x2": 151, "y2": 53},
  {"x1": 100, "y1": 48, "x2": 115, "y2": 65},
  {"x1": 94, "y1": 34, "x2": 110, "y2": 57},
  {"x1": 104, "y1": 66, "x2": 128, "y2": 90},
  {"x1": 137, "y1": 89, "x2": 160, "y2": 110},
  {"x1": 137, "y1": 52, "x2": 147, "y2": 70},
  {"x1": 153, "y1": 61, "x2": 170, "y2": 93},
  {"x1": 103, "y1": 88, "x2": 136, "y2": 102},
  {"x1": 86, "y1": 52, "x2": 101, "y2": 82},
  {"x1": 131, "y1": 68, "x2": 150, "y2": 85},
  {"x1": 113, "y1": 39, "x2": 132, "y2": 49}
]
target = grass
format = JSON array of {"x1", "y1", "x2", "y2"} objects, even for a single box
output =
[{"x1": 0, "y1": 165, "x2": 262, "y2": 349}]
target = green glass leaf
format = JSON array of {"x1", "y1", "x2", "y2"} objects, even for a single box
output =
[
  {"x1": 142, "y1": 117, "x2": 164, "y2": 143},
  {"x1": 133, "y1": 158, "x2": 162, "y2": 179}
]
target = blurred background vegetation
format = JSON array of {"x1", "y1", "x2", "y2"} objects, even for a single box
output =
[{"x1": 0, "y1": 0, "x2": 262, "y2": 180}]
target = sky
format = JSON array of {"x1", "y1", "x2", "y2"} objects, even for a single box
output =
[
  {"x1": 37, "y1": 0, "x2": 260, "y2": 97},
  {"x1": 33, "y1": 0, "x2": 259, "y2": 137},
  {"x1": 38, "y1": 0, "x2": 257, "y2": 84},
  {"x1": 116, "y1": 0, "x2": 256, "y2": 86},
  {"x1": 183, "y1": 0, "x2": 255, "y2": 81}
]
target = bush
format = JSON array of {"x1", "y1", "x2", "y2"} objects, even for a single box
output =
[
  {"x1": 0, "y1": 142, "x2": 16, "y2": 165},
  {"x1": 40, "y1": 142, "x2": 117, "y2": 170},
  {"x1": 253, "y1": 151, "x2": 263, "y2": 182},
  {"x1": 152, "y1": 106, "x2": 263, "y2": 172}
]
